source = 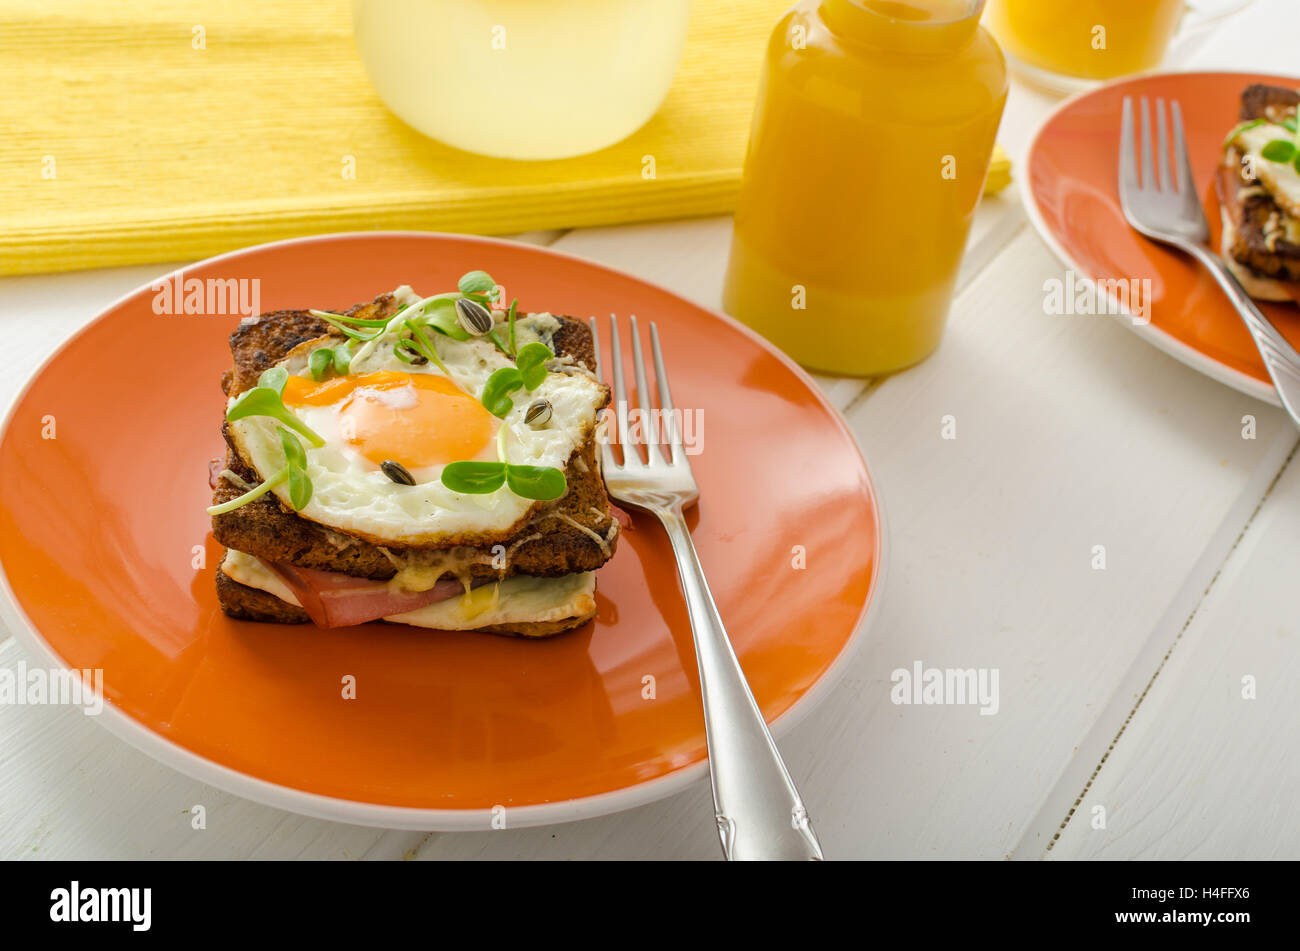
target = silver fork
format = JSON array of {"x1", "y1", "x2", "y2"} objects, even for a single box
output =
[
  {"x1": 589, "y1": 314, "x2": 823, "y2": 862},
  {"x1": 1118, "y1": 96, "x2": 1300, "y2": 426}
]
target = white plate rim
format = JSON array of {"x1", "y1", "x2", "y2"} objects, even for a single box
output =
[
  {"x1": 0, "y1": 229, "x2": 888, "y2": 832},
  {"x1": 1019, "y1": 68, "x2": 1289, "y2": 408}
]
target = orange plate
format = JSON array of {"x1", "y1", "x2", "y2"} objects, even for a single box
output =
[
  {"x1": 0, "y1": 233, "x2": 882, "y2": 829},
  {"x1": 1024, "y1": 71, "x2": 1300, "y2": 405}
]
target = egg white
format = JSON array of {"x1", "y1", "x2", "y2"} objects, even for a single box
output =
[
  {"x1": 1232, "y1": 123, "x2": 1300, "y2": 222},
  {"x1": 227, "y1": 288, "x2": 607, "y2": 545}
]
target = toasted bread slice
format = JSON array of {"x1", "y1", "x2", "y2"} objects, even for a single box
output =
[
  {"x1": 1240, "y1": 83, "x2": 1300, "y2": 126},
  {"x1": 212, "y1": 434, "x2": 616, "y2": 581},
  {"x1": 211, "y1": 294, "x2": 618, "y2": 590}
]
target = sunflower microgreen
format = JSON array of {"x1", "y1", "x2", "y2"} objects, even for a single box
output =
[
  {"x1": 1224, "y1": 118, "x2": 1266, "y2": 150},
  {"x1": 309, "y1": 308, "x2": 391, "y2": 343},
  {"x1": 422, "y1": 296, "x2": 471, "y2": 341},
  {"x1": 311, "y1": 272, "x2": 513, "y2": 368},
  {"x1": 309, "y1": 347, "x2": 333, "y2": 381},
  {"x1": 504, "y1": 465, "x2": 566, "y2": 501},
  {"x1": 260, "y1": 366, "x2": 288, "y2": 392},
  {"x1": 458, "y1": 270, "x2": 496, "y2": 297},
  {"x1": 398, "y1": 318, "x2": 450, "y2": 375},
  {"x1": 480, "y1": 367, "x2": 524, "y2": 418},
  {"x1": 486, "y1": 328, "x2": 511, "y2": 357},
  {"x1": 515, "y1": 342, "x2": 552, "y2": 390},
  {"x1": 439, "y1": 460, "x2": 507, "y2": 494},
  {"x1": 226, "y1": 367, "x2": 325, "y2": 447},
  {"x1": 440, "y1": 461, "x2": 566, "y2": 501},
  {"x1": 332, "y1": 342, "x2": 352, "y2": 375},
  {"x1": 476, "y1": 342, "x2": 553, "y2": 418},
  {"x1": 206, "y1": 469, "x2": 285, "y2": 515},
  {"x1": 309, "y1": 343, "x2": 353, "y2": 380},
  {"x1": 206, "y1": 426, "x2": 314, "y2": 515},
  {"x1": 1261, "y1": 139, "x2": 1296, "y2": 163},
  {"x1": 280, "y1": 427, "x2": 313, "y2": 510}
]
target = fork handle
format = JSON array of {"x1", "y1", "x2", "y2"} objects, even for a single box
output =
[
  {"x1": 1184, "y1": 243, "x2": 1300, "y2": 425},
  {"x1": 654, "y1": 503, "x2": 824, "y2": 861}
]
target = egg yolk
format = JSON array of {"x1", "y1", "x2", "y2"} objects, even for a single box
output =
[{"x1": 282, "y1": 370, "x2": 496, "y2": 470}]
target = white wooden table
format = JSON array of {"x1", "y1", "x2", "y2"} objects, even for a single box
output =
[{"x1": 4, "y1": 3, "x2": 1298, "y2": 860}]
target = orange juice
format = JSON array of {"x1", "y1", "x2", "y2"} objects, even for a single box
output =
[
  {"x1": 722, "y1": 0, "x2": 1007, "y2": 376},
  {"x1": 983, "y1": 0, "x2": 1185, "y2": 81}
]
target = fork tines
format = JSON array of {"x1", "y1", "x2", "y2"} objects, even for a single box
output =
[
  {"x1": 1119, "y1": 95, "x2": 1204, "y2": 230},
  {"x1": 588, "y1": 315, "x2": 684, "y2": 468}
]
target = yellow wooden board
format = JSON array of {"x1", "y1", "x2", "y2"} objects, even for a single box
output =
[{"x1": 2, "y1": 0, "x2": 792, "y2": 275}]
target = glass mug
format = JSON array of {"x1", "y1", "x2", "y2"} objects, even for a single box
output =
[
  {"x1": 982, "y1": 0, "x2": 1254, "y2": 93},
  {"x1": 352, "y1": 0, "x2": 692, "y2": 160}
]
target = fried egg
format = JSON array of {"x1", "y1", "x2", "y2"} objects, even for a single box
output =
[
  {"x1": 1232, "y1": 123, "x2": 1300, "y2": 221},
  {"x1": 226, "y1": 288, "x2": 607, "y2": 545}
]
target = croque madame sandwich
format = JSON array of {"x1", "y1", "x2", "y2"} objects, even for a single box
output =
[
  {"x1": 208, "y1": 271, "x2": 619, "y2": 637},
  {"x1": 1217, "y1": 84, "x2": 1300, "y2": 303}
]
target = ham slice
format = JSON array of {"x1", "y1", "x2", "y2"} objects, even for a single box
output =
[
  {"x1": 266, "y1": 562, "x2": 472, "y2": 628},
  {"x1": 610, "y1": 504, "x2": 634, "y2": 531}
]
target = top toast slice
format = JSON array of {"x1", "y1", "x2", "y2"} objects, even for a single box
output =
[{"x1": 210, "y1": 294, "x2": 618, "y2": 583}]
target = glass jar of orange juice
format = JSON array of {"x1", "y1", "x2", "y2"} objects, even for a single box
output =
[{"x1": 722, "y1": 0, "x2": 1007, "y2": 377}]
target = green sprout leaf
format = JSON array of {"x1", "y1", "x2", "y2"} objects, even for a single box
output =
[
  {"x1": 439, "y1": 460, "x2": 565, "y2": 501},
  {"x1": 423, "y1": 297, "x2": 471, "y2": 341},
  {"x1": 227, "y1": 381, "x2": 325, "y2": 448},
  {"x1": 1224, "y1": 118, "x2": 1265, "y2": 150},
  {"x1": 279, "y1": 426, "x2": 307, "y2": 469},
  {"x1": 1261, "y1": 139, "x2": 1297, "y2": 163},
  {"x1": 308, "y1": 309, "x2": 390, "y2": 342},
  {"x1": 286, "y1": 466, "x2": 311, "y2": 510},
  {"x1": 309, "y1": 348, "x2": 334, "y2": 382},
  {"x1": 308, "y1": 309, "x2": 390, "y2": 328},
  {"x1": 258, "y1": 366, "x2": 289, "y2": 394},
  {"x1": 402, "y1": 318, "x2": 450, "y2": 375},
  {"x1": 332, "y1": 342, "x2": 351, "y2": 375},
  {"x1": 504, "y1": 465, "x2": 566, "y2": 501},
  {"x1": 480, "y1": 367, "x2": 524, "y2": 418},
  {"x1": 206, "y1": 426, "x2": 313, "y2": 516},
  {"x1": 393, "y1": 341, "x2": 424, "y2": 365},
  {"x1": 206, "y1": 468, "x2": 286, "y2": 515},
  {"x1": 515, "y1": 342, "x2": 553, "y2": 391},
  {"x1": 278, "y1": 427, "x2": 313, "y2": 510},
  {"x1": 486, "y1": 328, "x2": 511, "y2": 356},
  {"x1": 506, "y1": 298, "x2": 518, "y2": 356},
  {"x1": 458, "y1": 270, "x2": 496, "y2": 296},
  {"x1": 441, "y1": 461, "x2": 507, "y2": 494}
]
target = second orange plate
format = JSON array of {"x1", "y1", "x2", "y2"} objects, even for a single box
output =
[
  {"x1": 0, "y1": 233, "x2": 882, "y2": 829},
  {"x1": 1025, "y1": 70, "x2": 1300, "y2": 404}
]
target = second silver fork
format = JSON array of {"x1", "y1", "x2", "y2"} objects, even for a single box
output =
[{"x1": 1118, "y1": 95, "x2": 1300, "y2": 426}]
